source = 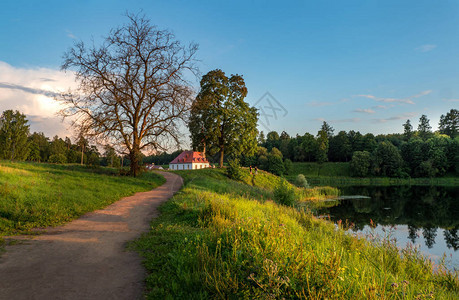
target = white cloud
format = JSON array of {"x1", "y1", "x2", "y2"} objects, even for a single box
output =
[
  {"x1": 0, "y1": 61, "x2": 75, "y2": 138},
  {"x1": 65, "y1": 30, "x2": 78, "y2": 40},
  {"x1": 313, "y1": 117, "x2": 360, "y2": 123},
  {"x1": 354, "y1": 90, "x2": 432, "y2": 105},
  {"x1": 353, "y1": 108, "x2": 375, "y2": 114},
  {"x1": 373, "y1": 112, "x2": 416, "y2": 123},
  {"x1": 415, "y1": 44, "x2": 437, "y2": 52}
]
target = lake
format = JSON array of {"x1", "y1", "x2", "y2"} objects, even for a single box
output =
[{"x1": 316, "y1": 185, "x2": 459, "y2": 270}]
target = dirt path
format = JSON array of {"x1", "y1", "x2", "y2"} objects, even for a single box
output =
[{"x1": 0, "y1": 171, "x2": 182, "y2": 300}]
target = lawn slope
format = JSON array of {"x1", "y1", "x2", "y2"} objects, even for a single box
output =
[
  {"x1": 0, "y1": 161, "x2": 165, "y2": 235},
  {"x1": 133, "y1": 169, "x2": 459, "y2": 299}
]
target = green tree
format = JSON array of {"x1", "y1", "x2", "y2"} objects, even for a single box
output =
[
  {"x1": 329, "y1": 130, "x2": 351, "y2": 162},
  {"x1": 350, "y1": 151, "x2": 371, "y2": 177},
  {"x1": 418, "y1": 114, "x2": 432, "y2": 140},
  {"x1": 439, "y1": 109, "x2": 458, "y2": 138},
  {"x1": 265, "y1": 131, "x2": 280, "y2": 151},
  {"x1": 189, "y1": 69, "x2": 258, "y2": 167},
  {"x1": 403, "y1": 119, "x2": 413, "y2": 140},
  {"x1": 28, "y1": 132, "x2": 49, "y2": 162},
  {"x1": 320, "y1": 121, "x2": 334, "y2": 138},
  {"x1": 267, "y1": 148, "x2": 285, "y2": 175},
  {"x1": 301, "y1": 133, "x2": 317, "y2": 162},
  {"x1": 49, "y1": 136, "x2": 67, "y2": 162},
  {"x1": 0, "y1": 110, "x2": 30, "y2": 160},
  {"x1": 372, "y1": 141, "x2": 404, "y2": 177},
  {"x1": 315, "y1": 128, "x2": 329, "y2": 164},
  {"x1": 279, "y1": 131, "x2": 291, "y2": 159}
]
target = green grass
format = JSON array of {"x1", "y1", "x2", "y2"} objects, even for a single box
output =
[
  {"x1": 132, "y1": 169, "x2": 459, "y2": 299},
  {"x1": 0, "y1": 160, "x2": 165, "y2": 235},
  {"x1": 287, "y1": 162, "x2": 459, "y2": 186}
]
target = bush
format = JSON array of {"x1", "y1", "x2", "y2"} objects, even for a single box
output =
[
  {"x1": 273, "y1": 178, "x2": 296, "y2": 206},
  {"x1": 48, "y1": 154, "x2": 67, "y2": 164},
  {"x1": 226, "y1": 158, "x2": 244, "y2": 181},
  {"x1": 294, "y1": 174, "x2": 310, "y2": 188}
]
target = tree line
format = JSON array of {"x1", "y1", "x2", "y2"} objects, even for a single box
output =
[
  {"x1": 0, "y1": 110, "x2": 122, "y2": 167},
  {"x1": 242, "y1": 109, "x2": 458, "y2": 178}
]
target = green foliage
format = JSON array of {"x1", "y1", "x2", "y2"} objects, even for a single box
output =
[
  {"x1": 403, "y1": 119, "x2": 413, "y2": 140},
  {"x1": 0, "y1": 110, "x2": 30, "y2": 160},
  {"x1": 267, "y1": 153, "x2": 285, "y2": 176},
  {"x1": 439, "y1": 109, "x2": 458, "y2": 138},
  {"x1": 188, "y1": 69, "x2": 258, "y2": 167},
  {"x1": 372, "y1": 141, "x2": 404, "y2": 177},
  {"x1": 133, "y1": 169, "x2": 459, "y2": 299},
  {"x1": 225, "y1": 158, "x2": 243, "y2": 181},
  {"x1": 283, "y1": 158, "x2": 292, "y2": 174},
  {"x1": 329, "y1": 130, "x2": 352, "y2": 162},
  {"x1": 273, "y1": 178, "x2": 297, "y2": 206},
  {"x1": 350, "y1": 151, "x2": 371, "y2": 177},
  {"x1": 48, "y1": 154, "x2": 67, "y2": 164},
  {"x1": 0, "y1": 161, "x2": 165, "y2": 235},
  {"x1": 316, "y1": 127, "x2": 329, "y2": 163},
  {"x1": 418, "y1": 114, "x2": 432, "y2": 140},
  {"x1": 294, "y1": 174, "x2": 310, "y2": 188}
]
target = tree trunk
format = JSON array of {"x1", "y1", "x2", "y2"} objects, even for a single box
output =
[
  {"x1": 129, "y1": 147, "x2": 140, "y2": 176},
  {"x1": 80, "y1": 144, "x2": 84, "y2": 165},
  {"x1": 219, "y1": 146, "x2": 224, "y2": 168}
]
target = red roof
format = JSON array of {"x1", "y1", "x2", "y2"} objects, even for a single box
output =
[{"x1": 170, "y1": 151, "x2": 209, "y2": 164}]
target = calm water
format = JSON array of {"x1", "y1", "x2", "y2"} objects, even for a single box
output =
[{"x1": 317, "y1": 186, "x2": 459, "y2": 270}]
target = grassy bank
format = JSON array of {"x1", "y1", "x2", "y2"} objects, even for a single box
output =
[
  {"x1": 287, "y1": 162, "x2": 459, "y2": 186},
  {"x1": 0, "y1": 161, "x2": 165, "y2": 235},
  {"x1": 133, "y1": 169, "x2": 459, "y2": 299}
]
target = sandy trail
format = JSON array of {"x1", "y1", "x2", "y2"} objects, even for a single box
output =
[{"x1": 0, "y1": 171, "x2": 182, "y2": 300}]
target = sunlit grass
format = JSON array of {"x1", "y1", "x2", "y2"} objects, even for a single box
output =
[
  {"x1": 0, "y1": 160, "x2": 165, "y2": 235},
  {"x1": 133, "y1": 169, "x2": 458, "y2": 299}
]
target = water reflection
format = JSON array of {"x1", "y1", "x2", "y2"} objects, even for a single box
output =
[{"x1": 317, "y1": 186, "x2": 459, "y2": 268}]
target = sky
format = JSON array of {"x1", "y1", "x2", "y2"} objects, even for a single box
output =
[{"x1": 0, "y1": 0, "x2": 458, "y2": 142}]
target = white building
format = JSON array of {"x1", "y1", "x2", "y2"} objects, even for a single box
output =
[{"x1": 169, "y1": 151, "x2": 210, "y2": 170}]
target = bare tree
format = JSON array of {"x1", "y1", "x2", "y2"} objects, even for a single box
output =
[{"x1": 60, "y1": 13, "x2": 198, "y2": 176}]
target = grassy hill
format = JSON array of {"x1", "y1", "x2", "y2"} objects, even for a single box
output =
[
  {"x1": 133, "y1": 168, "x2": 459, "y2": 299},
  {"x1": 0, "y1": 161, "x2": 165, "y2": 236}
]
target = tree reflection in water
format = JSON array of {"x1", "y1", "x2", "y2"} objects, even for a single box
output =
[{"x1": 319, "y1": 185, "x2": 459, "y2": 250}]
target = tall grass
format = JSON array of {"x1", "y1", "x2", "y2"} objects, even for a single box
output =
[
  {"x1": 0, "y1": 161, "x2": 165, "y2": 235},
  {"x1": 133, "y1": 169, "x2": 458, "y2": 299}
]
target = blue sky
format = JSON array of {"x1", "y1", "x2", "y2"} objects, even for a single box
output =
[{"x1": 0, "y1": 0, "x2": 458, "y2": 140}]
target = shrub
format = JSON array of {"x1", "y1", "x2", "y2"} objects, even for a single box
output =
[
  {"x1": 226, "y1": 158, "x2": 243, "y2": 181},
  {"x1": 294, "y1": 174, "x2": 310, "y2": 188},
  {"x1": 273, "y1": 178, "x2": 296, "y2": 206}
]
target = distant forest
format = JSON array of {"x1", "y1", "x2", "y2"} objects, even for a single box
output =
[
  {"x1": 0, "y1": 109, "x2": 457, "y2": 178},
  {"x1": 248, "y1": 110, "x2": 458, "y2": 178}
]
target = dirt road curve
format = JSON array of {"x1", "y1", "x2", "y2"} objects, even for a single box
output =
[{"x1": 0, "y1": 171, "x2": 182, "y2": 300}]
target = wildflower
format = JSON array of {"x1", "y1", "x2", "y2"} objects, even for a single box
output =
[{"x1": 391, "y1": 282, "x2": 399, "y2": 289}]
